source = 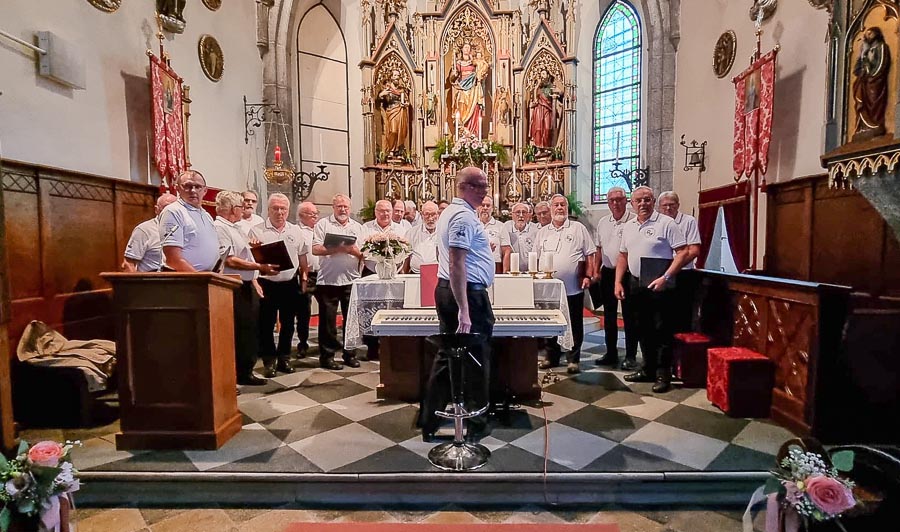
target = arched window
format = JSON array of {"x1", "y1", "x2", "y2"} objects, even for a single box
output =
[{"x1": 592, "y1": 0, "x2": 642, "y2": 203}]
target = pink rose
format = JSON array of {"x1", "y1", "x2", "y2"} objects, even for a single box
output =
[
  {"x1": 27, "y1": 441, "x2": 65, "y2": 467},
  {"x1": 805, "y1": 475, "x2": 856, "y2": 516}
]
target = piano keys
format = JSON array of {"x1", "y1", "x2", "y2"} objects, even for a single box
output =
[
  {"x1": 370, "y1": 309, "x2": 568, "y2": 337},
  {"x1": 371, "y1": 309, "x2": 566, "y2": 402}
]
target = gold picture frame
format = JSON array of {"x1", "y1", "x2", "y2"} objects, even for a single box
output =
[{"x1": 198, "y1": 34, "x2": 224, "y2": 82}]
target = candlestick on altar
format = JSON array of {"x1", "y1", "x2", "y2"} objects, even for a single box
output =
[
  {"x1": 404, "y1": 174, "x2": 409, "y2": 196},
  {"x1": 454, "y1": 111, "x2": 460, "y2": 141},
  {"x1": 443, "y1": 122, "x2": 449, "y2": 136},
  {"x1": 512, "y1": 158, "x2": 516, "y2": 179},
  {"x1": 530, "y1": 172, "x2": 535, "y2": 198}
]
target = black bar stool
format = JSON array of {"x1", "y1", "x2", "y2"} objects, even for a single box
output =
[{"x1": 424, "y1": 333, "x2": 490, "y2": 471}]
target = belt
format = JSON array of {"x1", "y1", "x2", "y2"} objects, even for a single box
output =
[{"x1": 437, "y1": 278, "x2": 488, "y2": 291}]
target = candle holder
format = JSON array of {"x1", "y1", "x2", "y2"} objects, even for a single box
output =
[
  {"x1": 540, "y1": 270, "x2": 556, "y2": 279},
  {"x1": 609, "y1": 160, "x2": 651, "y2": 192}
]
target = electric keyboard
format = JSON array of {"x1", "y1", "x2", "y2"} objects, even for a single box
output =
[{"x1": 370, "y1": 309, "x2": 568, "y2": 337}]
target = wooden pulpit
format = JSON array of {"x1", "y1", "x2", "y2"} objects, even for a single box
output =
[{"x1": 101, "y1": 272, "x2": 243, "y2": 450}]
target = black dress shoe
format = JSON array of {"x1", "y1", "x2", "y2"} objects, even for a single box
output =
[
  {"x1": 620, "y1": 359, "x2": 639, "y2": 371},
  {"x1": 237, "y1": 374, "x2": 268, "y2": 386},
  {"x1": 342, "y1": 357, "x2": 361, "y2": 368},
  {"x1": 320, "y1": 359, "x2": 344, "y2": 370},
  {"x1": 539, "y1": 359, "x2": 559, "y2": 370},
  {"x1": 262, "y1": 365, "x2": 277, "y2": 378},
  {"x1": 623, "y1": 370, "x2": 655, "y2": 383},
  {"x1": 595, "y1": 354, "x2": 619, "y2": 366},
  {"x1": 276, "y1": 361, "x2": 295, "y2": 374},
  {"x1": 296, "y1": 346, "x2": 307, "y2": 359},
  {"x1": 652, "y1": 377, "x2": 672, "y2": 393}
]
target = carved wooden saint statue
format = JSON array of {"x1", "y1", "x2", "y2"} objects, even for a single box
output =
[
  {"x1": 853, "y1": 27, "x2": 891, "y2": 141},
  {"x1": 528, "y1": 69, "x2": 564, "y2": 151},
  {"x1": 378, "y1": 69, "x2": 410, "y2": 154}
]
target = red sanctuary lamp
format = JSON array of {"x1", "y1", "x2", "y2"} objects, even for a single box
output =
[{"x1": 265, "y1": 144, "x2": 293, "y2": 185}]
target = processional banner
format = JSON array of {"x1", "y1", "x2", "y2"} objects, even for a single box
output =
[
  {"x1": 732, "y1": 49, "x2": 778, "y2": 180},
  {"x1": 149, "y1": 53, "x2": 186, "y2": 193}
]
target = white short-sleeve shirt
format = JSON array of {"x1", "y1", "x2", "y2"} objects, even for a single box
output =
[
  {"x1": 124, "y1": 217, "x2": 163, "y2": 272},
  {"x1": 504, "y1": 220, "x2": 538, "y2": 272},
  {"x1": 595, "y1": 211, "x2": 636, "y2": 270},
  {"x1": 436, "y1": 198, "x2": 494, "y2": 286},
  {"x1": 534, "y1": 219, "x2": 596, "y2": 296},
  {"x1": 406, "y1": 224, "x2": 438, "y2": 273},
  {"x1": 619, "y1": 211, "x2": 687, "y2": 278},
  {"x1": 214, "y1": 217, "x2": 258, "y2": 282},
  {"x1": 313, "y1": 215, "x2": 366, "y2": 286},
  {"x1": 673, "y1": 212, "x2": 701, "y2": 270},
  {"x1": 299, "y1": 224, "x2": 319, "y2": 273},
  {"x1": 159, "y1": 198, "x2": 220, "y2": 272},
  {"x1": 483, "y1": 217, "x2": 511, "y2": 263},
  {"x1": 235, "y1": 213, "x2": 264, "y2": 237},
  {"x1": 248, "y1": 219, "x2": 306, "y2": 282}
]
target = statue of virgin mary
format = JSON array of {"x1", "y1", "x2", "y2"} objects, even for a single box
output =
[{"x1": 447, "y1": 42, "x2": 489, "y2": 137}]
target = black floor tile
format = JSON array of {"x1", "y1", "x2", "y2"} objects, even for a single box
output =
[
  {"x1": 706, "y1": 444, "x2": 774, "y2": 471},
  {"x1": 261, "y1": 406, "x2": 354, "y2": 444},
  {"x1": 487, "y1": 410, "x2": 546, "y2": 443},
  {"x1": 89, "y1": 450, "x2": 199, "y2": 472},
  {"x1": 542, "y1": 371, "x2": 629, "y2": 403},
  {"x1": 296, "y1": 378, "x2": 372, "y2": 404},
  {"x1": 210, "y1": 446, "x2": 323, "y2": 473},
  {"x1": 477, "y1": 444, "x2": 574, "y2": 473},
  {"x1": 654, "y1": 404, "x2": 750, "y2": 442},
  {"x1": 556, "y1": 405, "x2": 649, "y2": 442},
  {"x1": 332, "y1": 445, "x2": 435, "y2": 473},
  {"x1": 359, "y1": 405, "x2": 422, "y2": 443},
  {"x1": 582, "y1": 445, "x2": 695, "y2": 472}
]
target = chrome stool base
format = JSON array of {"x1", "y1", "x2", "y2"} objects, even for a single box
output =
[{"x1": 428, "y1": 441, "x2": 490, "y2": 471}]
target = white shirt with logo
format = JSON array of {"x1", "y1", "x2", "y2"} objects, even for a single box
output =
[
  {"x1": 504, "y1": 220, "x2": 538, "y2": 272},
  {"x1": 363, "y1": 219, "x2": 406, "y2": 272},
  {"x1": 249, "y1": 219, "x2": 306, "y2": 282},
  {"x1": 236, "y1": 213, "x2": 264, "y2": 237},
  {"x1": 406, "y1": 223, "x2": 438, "y2": 273},
  {"x1": 159, "y1": 198, "x2": 220, "y2": 272},
  {"x1": 534, "y1": 219, "x2": 596, "y2": 296},
  {"x1": 313, "y1": 215, "x2": 367, "y2": 286},
  {"x1": 299, "y1": 224, "x2": 319, "y2": 273},
  {"x1": 619, "y1": 211, "x2": 687, "y2": 278},
  {"x1": 596, "y1": 211, "x2": 636, "y2": 270},
  {"x1": 124, "y1": 217, "x2": 163, "y2": 272},
  {"x1": 483, "y1": 217, "x2": 511, "y2": 263},
  {"x1": 214, "y1": 217, "x2": 258, "y2": 282}
]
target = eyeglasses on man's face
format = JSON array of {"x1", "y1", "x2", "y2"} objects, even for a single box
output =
[{"x1": 179, "y1": 183, "x2": 206, "y2": 191}]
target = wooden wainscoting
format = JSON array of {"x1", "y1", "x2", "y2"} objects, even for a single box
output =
[
  {"x1": 766, "y1": 174, "x2": 900, "y2": 296},
  {"x1": 0, "y1": 160, "x2": 157, "y2": 432}
]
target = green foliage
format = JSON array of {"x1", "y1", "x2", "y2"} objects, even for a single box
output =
[
  {"x1": 566, "y1": 192, "x2": 585, "y2": 217},
  {"x1": 763, "y1": 476, "x2": 783, "y2": 495},
  {"x1": 433, "y1": 137, "x2": 453, "y2": 163},
  {"x1": 358, "y1": 199, "x2": 376, "y2": 222},
  {"x1": 522, "y1": 144, "x2": 537, "y2": 163},
  {"x1": 831, "y1": 450, "x2": 855, "y2": 472}
]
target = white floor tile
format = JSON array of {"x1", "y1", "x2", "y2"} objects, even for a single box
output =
[
  {"x1": 288, "y1": 423, "x2": 394, "y2": 471},
  {"x1": 731, "y1": 421, "x2": 796, "y2": 455},
  {"x1": 510, "y1": 423, "x2": 617, "y2": 470},
  {"x1": 622, "y1": 422, "x2": 728, "y2": 469},
  {"x1": 324, "y1": 390, "x2": 407, "y2": 422},
  {"x1": 240, "y1": 390, "x2": 319, "y2": 422},
  {"x1": 595, "y1": 392, "x2": 678, "y2": 421},
  {"x1": 521, "y1": 392, "x2": 589, "y2": 421},
  {"x1": 184, "y1": 423, "x2": 284, "y2": 471}
]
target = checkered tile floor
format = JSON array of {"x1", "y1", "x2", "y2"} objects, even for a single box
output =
[{"x1": 55, "y1": 317, "x2": 793, "y2": 474}]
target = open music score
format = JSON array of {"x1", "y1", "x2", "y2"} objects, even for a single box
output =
[{"x1": 371, "y1": 309, "x2": 568, "y2": 337}]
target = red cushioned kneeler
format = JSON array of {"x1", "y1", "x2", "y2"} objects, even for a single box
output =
[
  {"x1": 707, "y1": 347, "x2": 775, "y2": 418},
  {"x1": 673, "y1": 332, "x2": 712, "y2": 388}
]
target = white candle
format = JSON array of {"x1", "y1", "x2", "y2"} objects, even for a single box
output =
[
  {"x1": 527, "y1": 252, "x2": 538, "y2": 272},
  {"x1": 146, "y1": 133, "x2": 151, "y2": 185},
  {"x1": 541, "y1": 252, "x2": 553, "y2": 272},
  {"x1": 512, "y1": 158, "x2": 516, "y2": 178},
  {"x1": 443, "y1": 122, "x2": 449, "y2": 136},
  {"x1": 454, "y1": 111, "x2": 460, "y2": 141},
  {"x1": 489, "y1": 122, "x2": 493, "y2": 135},
  {"x1": 530, "y1": 172, "x2": 535, "y2": 196},
  {"x1": 319, "y1": 132, "x2": 324, "y2": 165},
  {"x1": 510, "y1": 253, "x2": 520, "y2": 272},
  {"x1": 421, "y1": 165, "x2": 426, "y2": 195},
  {"x1": 404, "y1": 174, "x2": 409, "y2": 195}
]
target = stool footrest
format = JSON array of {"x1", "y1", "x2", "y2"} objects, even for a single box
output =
[{"x1": 435, "y1": 403, "x2": 489, "y2": 420}]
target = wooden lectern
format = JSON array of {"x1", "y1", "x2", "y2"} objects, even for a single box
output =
[{"x1": 101, "y1": 272, "x2": 243, "y2": 450}]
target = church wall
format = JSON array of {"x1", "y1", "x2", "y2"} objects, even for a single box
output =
[
  {"x1": 0, "y1": 0, "x2": 263, "y2": 192},
  {"x1": 672, "y1": 0, "x2": 831, "y2": 265}
]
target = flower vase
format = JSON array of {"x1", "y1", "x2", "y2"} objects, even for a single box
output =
[{"x1": 375, "y1": 258, "x2": 396, "y2": 280}]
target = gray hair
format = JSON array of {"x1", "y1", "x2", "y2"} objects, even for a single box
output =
[
  {"x1": 268, "y1": 192, "x2": 290, "y2": 207},
  {"x1": 632, "y1": 186, "x2": 654, "y2": 197},
  {"x1": 215, "y1": 190, "x2": 244, "y2": 214},
  {"x1": 534, "y1": 201, "x2": 550, "y2": 210},
  {"x1": 607, "y1": 187, "x2": 627, "y2": 198},
  {"x1": 658, "y1": 190, "x2": 680, "y2": 204},
  {"x1": 242, "y1": 190, "x2": 259, "y2": 200},
  {"x1": 332, "y1": 194, "x2": 350, "y2": 205},
  {"x1": 404, "y1": 200, "x2": 417, "y2": 210}
]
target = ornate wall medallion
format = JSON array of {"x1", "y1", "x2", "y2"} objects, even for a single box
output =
[
  {"x1": 202, "y1": 0, "x2": 222, "y2": 11},
  {"x1": 808, "y1": 0, "x2": 832, "y2": 11},
  {"x1": 87, "y1": 0, "x2": 121, "y2": 13},
  {"x1": 198, "y1": 35, "x2": 224, "y2": 82},
  {"x1": 713, "y1": 31, "x2": 737, "y2": 79}
]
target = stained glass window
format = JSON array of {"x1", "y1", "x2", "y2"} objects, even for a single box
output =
[{"x1": 592, "y1": 0, "x2": 642, "y2": 203}]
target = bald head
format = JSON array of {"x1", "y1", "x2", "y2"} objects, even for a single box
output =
[{"x1": 155, "y1": 193, "x2": 177, "y2": 215}]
